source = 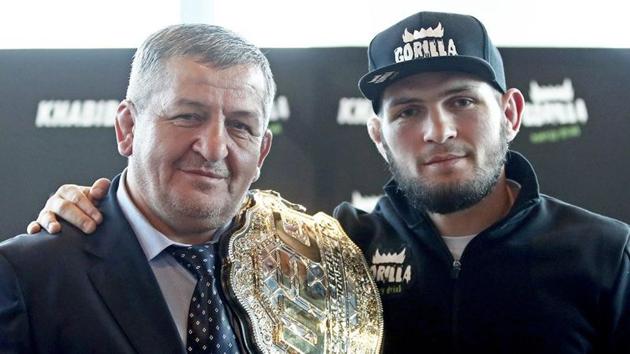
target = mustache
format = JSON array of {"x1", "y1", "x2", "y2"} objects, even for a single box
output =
[
  {"x1": 175, "y1": 156, "x2": 231, "y2": 178},
  {"x1": 419, "y1": 143, "x2": 471, "y2": 163}
]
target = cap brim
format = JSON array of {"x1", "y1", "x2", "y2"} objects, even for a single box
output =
[{"x1": 358, "y1": 55, "x2": 505, "y2": 104}]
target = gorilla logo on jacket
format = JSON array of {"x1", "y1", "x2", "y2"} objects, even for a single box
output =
[{"x1": 370, "y1": 248, "x2": 412, "y2": 295}]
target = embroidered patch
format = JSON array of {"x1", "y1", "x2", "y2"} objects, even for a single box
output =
[
  {"x1": 393, "y1": 22, "x2": 458, "y2": 64},
  {"x1": 370, "y1": 247, "x2": 413, "y2": 295}
]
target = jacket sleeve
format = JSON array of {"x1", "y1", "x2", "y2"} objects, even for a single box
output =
[
  {"x1": 0, "y1": 253, "x2": 32, "y2": 354},
  {"x1": 607, "y1": 231, "x2": 630, "y2": 354}
]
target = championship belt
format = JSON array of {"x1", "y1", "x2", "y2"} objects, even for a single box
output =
[{"x1": 223, "y1": 190, "x2": 383, "y2": 354}]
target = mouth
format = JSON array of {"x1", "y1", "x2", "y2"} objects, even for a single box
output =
[
  {"x1": 180, "y1": 168, "x2": 229, "y2": 179},
  {"x1": 423, "y1": 154, "x2": 465, "y2": 166}
]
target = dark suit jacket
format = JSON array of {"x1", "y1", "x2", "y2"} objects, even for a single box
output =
[{"x1": 0, "y1": 176, "x2": 185, "y2": 354}]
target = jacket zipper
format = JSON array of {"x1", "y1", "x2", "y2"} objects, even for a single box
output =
[
  {"x1": 451, "y1": 259, "x2": 462, "y2": 279},
  {"x1": 451, "y1": 259, "x2": 462, "y2": 354},
  {"x1": 432, "y1": 228, "x2": 463, "y2": 354}
]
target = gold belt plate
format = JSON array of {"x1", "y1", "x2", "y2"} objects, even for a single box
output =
[{"x1": 226, "y1": 190, "x2": 383, "y2": 354}]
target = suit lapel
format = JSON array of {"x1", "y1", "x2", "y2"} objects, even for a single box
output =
[{"x1": 85, "y1": 175, "x2": 184, "y2": 354}]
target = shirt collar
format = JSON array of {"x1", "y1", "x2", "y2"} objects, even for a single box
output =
[{"x1": 116, "y1": 170, "x2": 183, "y2": 261}]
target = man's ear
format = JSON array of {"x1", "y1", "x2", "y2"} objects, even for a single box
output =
[
  {"x1": 367, "y1": 116, "x2": 389, "y2": 163},
  {"x1": 115, "y1": 100, "x2": 136, "y2": 157},
  {"x1": 252, "y1": 129, "x2": 273, "y2": 182},
  {"x1": 501, "y1": 88, "x2": 525, "y2": 142}
]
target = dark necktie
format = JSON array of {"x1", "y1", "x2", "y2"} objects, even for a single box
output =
[{"x1": 167, "y1": 244, "x2": 240, "y2": 353}]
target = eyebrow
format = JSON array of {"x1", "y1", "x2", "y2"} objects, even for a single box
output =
[
  {"x1": 387, "y1": 83, "x2": 482, "y2": 108},
  {"x1": 172, "y1": 98, "x2": 208, "y2": 109},
  {"x1": 228, "y1": 110, "x2": 261, "y2": 122},
  {"x1": 174, "y1": 98, "x2": 263, "y2": 124},
  {"x1": 172, "y1": 99, "x2": 259, "y2": 114},
  {"x1": 388, "y1": 96, "x2": 423, "y2": 107},
  {"x1": 440, "y1": 84, "x2": 481, "y2": 96}
]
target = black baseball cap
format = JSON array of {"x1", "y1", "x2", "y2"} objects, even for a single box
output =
[{"x1": 359, "y1": 11, "x2": 506, "y2": 113}]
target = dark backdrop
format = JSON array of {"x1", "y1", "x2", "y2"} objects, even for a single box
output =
[{"x1": 1, "y1": 47, "x2": 628, "y2": 239}]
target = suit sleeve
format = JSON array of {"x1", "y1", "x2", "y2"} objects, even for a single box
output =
[
  {"x1": 608, "y1": 234, "x2": 630, "y2": 354},
  {"x1": 0, "y1": 253, "x2": 32, "y2": 354}
]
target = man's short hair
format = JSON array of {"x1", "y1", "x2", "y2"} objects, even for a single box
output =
[{"x1": 126, "y1": 24, "x2": 276, "y2": 124}]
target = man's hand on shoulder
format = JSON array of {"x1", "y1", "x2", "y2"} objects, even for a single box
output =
[{"x1": 26, "y1": 178, "x2": 111, "y2": 235}]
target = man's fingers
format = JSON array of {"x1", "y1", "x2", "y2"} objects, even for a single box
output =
[
  {"x1": 56, "y1": 184, "x2": 103, "y2": 225},
  {"x1": 45, "y1": 197, "x2": 96, "y2": 234},
  {"x1": 35, "y1": 210, "x2": 62, "y2": 234},
  {"x1": 26, "y1": 221, "x2": 42, "y2": 234},
  {"x1": 30, "y1": 181, "x2": 106, "y2": 236},
  {"x1": 89, "y1": 178, "x2": 111, "y2": 203}
]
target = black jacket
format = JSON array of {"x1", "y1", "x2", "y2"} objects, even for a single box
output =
[
  {"x1": 334, "y1": 151, "x2": 630, "y2": 354},
  {"x1": 0, "y1": 175, "x2": 185, "y2": 354}
]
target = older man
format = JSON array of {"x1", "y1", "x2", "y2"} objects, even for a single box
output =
[
  {"x1": 24, "y1": 11, "x2": 630, "y2": 354},
  {"x1": 0, "y1": 24, "x2": 381, "y2": 354}
]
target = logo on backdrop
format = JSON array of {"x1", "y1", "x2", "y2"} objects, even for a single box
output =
[
  {"x1": 523, "y1": 78, "x2": 589, "y2": 144},
  {"x1": 350, "y1": 190, "x2": 381, "y2": 211},
  {"x1": 268, "y1": 95, "x2": 291, "y2": 136},
  {"x1": 371, "y1": 247, "x2": 412, "y2": 295},
  {"x1": 35, "y1": 100, "x2": 119, "y2": 128},
  {"x1": 395, "y1": 22, "x2": 458, "y2": 64},
  {"x1": 34, "y1": 96, "x2": 291, "y2": 132},
  {"x1": 337, "y1": 97, "x2": 372, "y2": 125}
]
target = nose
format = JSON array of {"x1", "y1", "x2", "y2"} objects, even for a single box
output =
[
  {"x1": 192, "y1": 119, "x2": 228, "y2": 161},
  {"x1": 423, "y1": 106, "x2": 457, "y2": 144}
]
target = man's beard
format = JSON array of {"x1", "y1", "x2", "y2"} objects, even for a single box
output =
[{"x1": 384, "y1": 125, "x2": 509, "y2": 215}]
